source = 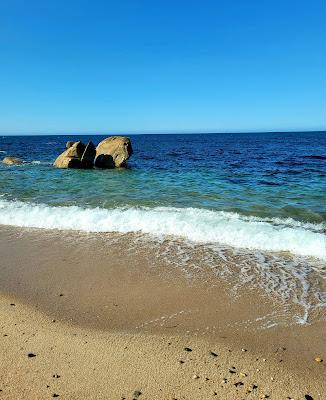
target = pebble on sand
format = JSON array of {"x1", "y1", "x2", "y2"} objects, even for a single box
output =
[
  {"x1": 314, "y1": 357, "x2": 323, "y2": 363},
  {"x1": 192, "y1": 374, "x2": 200, "y2": 379},
  {"x1": 27, "y1": 353, "x2": 36, "y2": 358},
  {"x1": 132, "y1": 390, "x2": 142, "y2": 399}
]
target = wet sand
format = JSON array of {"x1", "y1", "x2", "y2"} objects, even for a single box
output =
[{"x1": 0, "y1": 225, "x2": 325, "y2": 399}]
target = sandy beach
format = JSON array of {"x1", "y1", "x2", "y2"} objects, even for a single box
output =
[{"x1": 0, "y1": 225, "x2": 325, "y2": 399}]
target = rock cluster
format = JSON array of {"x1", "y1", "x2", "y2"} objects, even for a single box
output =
[{"x1": 53, "y1": 136, "x2": 133, "y2": 169}]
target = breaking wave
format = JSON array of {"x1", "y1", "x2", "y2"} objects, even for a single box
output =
[{"x1": 0, "y1": 199, "x2": 325, "y2": 260}]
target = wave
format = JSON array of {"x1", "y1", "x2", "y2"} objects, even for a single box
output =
[{"x1": 0, "y1": 199, "x2": 325, "y2": 260}]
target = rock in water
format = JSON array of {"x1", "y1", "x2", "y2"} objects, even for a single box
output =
[
  {"x1": 80, "y1": 141, "x2": 96, "y2": 168},
  {"x1": 95, "y1": 136, "x2": 133, "y2": 168},
  {"x1": 66, "y1": 141, "x2": 77, "y2": 149},
  {"x1": 53, "y1": 141, "x2": 85, "y2": 168},
  {"x1": 2, "y1": 156, "x2": 23, "y2": 165}
]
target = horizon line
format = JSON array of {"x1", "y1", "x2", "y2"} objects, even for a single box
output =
[{"x1": 1, "y1": 129, "x2": 326, "y2": 137}]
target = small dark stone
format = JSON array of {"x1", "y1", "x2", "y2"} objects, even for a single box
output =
[
  {"x1": 133, "y1": 390, "x2": 142, "y2": 399},
  {"x1": 305, "y1": 396, "x2": 314, "y2": 400},
  {"x1": 184, "y1": 347, "x2": 192, "y2": 352},
  {"x1": 53, "y1": 395, "x2": 59, "y2": 398},
  {"x1": 229, "y1": 369, "x2": 236, "y2": 374},
  {"x1": 53, "y1": 374, "x2": 60, "y2": 378},
  {"x1": 210, "y1": 351, "x2": 218, "y2": 357},
  {"x1": 252, "y1": 384, "x2": 258, "y2": 390},
  {"x1": 28, "y1": 353, "x2": 36, "y2": 358},
  {"x1": 234, "y1": 382, "x2": 244, "y2": 387},
  {"x1": 10, "y1": 303, "x2": 15, "y2": 306},
  {"x1": 179, "y1": 360, "x2": 184, "y2": 364},
  {"x1": 59, "y1": 294, "x2": 64, "y2": 297}
]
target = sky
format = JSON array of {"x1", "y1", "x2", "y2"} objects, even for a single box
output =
[{"x1": 0, "y1": 0, "x2": 326, "y2": 135}]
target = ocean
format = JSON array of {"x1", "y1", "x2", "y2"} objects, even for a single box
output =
[{"x1": 0, "y1": 131, "x2": 325, "y2": 325}]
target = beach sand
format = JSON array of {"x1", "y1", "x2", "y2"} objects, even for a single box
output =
[{"x1": 0, "y1": 226, "x2": 325, "y2": 399}]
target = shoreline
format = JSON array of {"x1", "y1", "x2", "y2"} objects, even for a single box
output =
[{"x1": 0, "y1": 225, "x2": 325, "y2": 399}]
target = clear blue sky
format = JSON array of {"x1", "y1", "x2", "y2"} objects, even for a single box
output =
[{"x1": 0, "y1": 0, "x2": 325, "y2": 134}]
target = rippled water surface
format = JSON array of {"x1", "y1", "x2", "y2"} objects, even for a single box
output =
[{"x1": 0, "y1": 132, "x2": 325, "y2": 221}]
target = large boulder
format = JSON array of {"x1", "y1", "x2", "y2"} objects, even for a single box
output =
[
  {"x1": 94, "y1": 136, "x2": 133, "y2": 168},
  {"x1": 80, "y1": 141, "x2": 96, "y2": 169},
  {"x1": 2, "y1": 156, "x2": 23, "y2": 165},
  {"x1": 53, "y1": 141, "x2": 85, "y2": 168}
]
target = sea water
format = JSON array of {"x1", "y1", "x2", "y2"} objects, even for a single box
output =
[{"x1": 0, "y1": 132, "x2": 325, "y2": 324}]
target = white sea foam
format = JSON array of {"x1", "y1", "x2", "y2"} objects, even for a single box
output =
[{"x1": 0, "y1": 199, "x2": 325, "y2": 260}]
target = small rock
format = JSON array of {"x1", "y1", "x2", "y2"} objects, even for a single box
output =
[
  {"x1": 260, "y1": 395, "x2": 269, "y2": 399},
  {"x1": 179, "y1": 360, "x2": 185, "y2": 364},
  {"x1": 52, "y1": 374, "x2": 60, "y2": 378},
  {"x1": 239, "y1": 372, "x2": 247, "y2": 377},
  {"x1": 234, "y1": 382, "x2": 244, "y2": 387},
  {"x1": 221, "y1": 378, "x2": 227, "y2": 383},
  {"x1": 184, "y1": 347, "x2": 192, "y2": 352},
  {"x1": 192, "y1": 374, "x2": 199, "y2": 379},
  {"x1": 210, "y1": 351, "x2": 218, "y2": 357},
  {"x1": 66, "y1": 141, "x2": 76, "y2": 149},
  {"x1": 241, "y1": 348, "x2": 247, "y2": 352},
  {"x1": 28, "y1": 353, "x2": 36, "y2": 358},
  {"x1": 314, "y1": 357, "x2": 323, "y2": 363},
  {"x1": 133, "y1": 390, "x2": 142, "y2": 399},
  {"x1": 10, "y1": 303, "x2": 15, "y2": 306},
  {"x1": 53, "y1": 395, "x2": 59, "y2": 398},
  {"x1": 2, "y1": 156, "x2": 23, "y2": 165},
  {"x1": 305, "y1": 396, "x2": 314, "y2": 400}
]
